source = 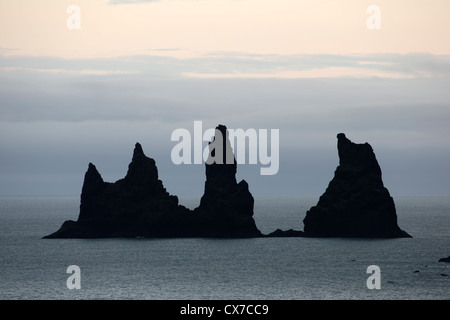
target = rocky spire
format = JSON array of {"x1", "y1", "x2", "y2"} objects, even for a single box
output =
[
  {"x1": 83, "y1": 163, "x2": 104, "y2": 192},
  {"x1": 78, "y1": 163, "x2": 106, "y2": 223},
  {"x1": 303, "y1": 133, "x2": 411, "y2": 238},
  {"x1": 203, "y1": 124, "x2": 238, "y2": 193},
  {"x1": 195, "y1": 125, "x2": 262, "y2": 237},
  {"x1": 124, "y1": 142, "x2": 160, "y2": 188}
]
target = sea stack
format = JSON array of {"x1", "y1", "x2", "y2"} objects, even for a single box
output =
[
  {"x1": 44, "y1": 126, "x2": 262, "y2": 239},
  {"x1": 193, "y1": 125, "x2": 262, "y2": 237},
  {"x1": 44, "y1": 143, "x2": 190, "y2": 238},
  {"x1": 303, "y1": 133, "x2": 411, "y2": 238}
]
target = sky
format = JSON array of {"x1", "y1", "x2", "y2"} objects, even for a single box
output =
[{"x1": 1, "y1": 0, "x2": 450, "y2": 197}]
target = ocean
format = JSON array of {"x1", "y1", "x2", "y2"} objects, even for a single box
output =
[{"x1": 0, "y1": 195, "x2": 448, "y2": 300}]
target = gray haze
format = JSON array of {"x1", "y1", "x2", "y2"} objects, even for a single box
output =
[{"x1": 1, "y1": 53, "x2": 450, "y2": 196}]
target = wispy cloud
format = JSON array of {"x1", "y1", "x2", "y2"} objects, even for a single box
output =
[
  {"x1": 3, "y1": 52, "x2": 450, "y2": 80},
  {"x1": 108, "y1": 0, "x2": 161, "y2": 4},
  {"x1": 0, "y1": 67, "x2": 136, "y2": 76},
  {"x1": 2, "y1": 52, "x2": 450, "y2": 80},
  {"x1": 183, "y1": 67, "x2": 416, "y2": 79},
  {"x1": 184, "y1": 53, "x2": 450, "y2": 79}
]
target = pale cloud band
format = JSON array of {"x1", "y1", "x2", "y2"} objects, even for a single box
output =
[
  {"x1": 183, "y1": 67, "x2": 415, "y2": 80},
  {"x1": 0, "y1": 66, "x2": 135, "y2": 76},
  {"x1": 2, "y1": 53, "x2": 449, "y2": 80},
  {"x1": 109, "y1": 0, "x2": 161, "y2": 3}
]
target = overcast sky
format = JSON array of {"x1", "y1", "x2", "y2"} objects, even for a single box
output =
[{"x1": 1, "y1": 0, "x2": 450, "y2": 197}]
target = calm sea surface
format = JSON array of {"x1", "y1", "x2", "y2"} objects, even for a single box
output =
[{"x1": 0, "y1": 195, "x2": 449, "y2": 300}]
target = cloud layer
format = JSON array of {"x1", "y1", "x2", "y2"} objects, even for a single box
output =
[{"x1": 1, "y1": 52, "x2": 450, "y2": 196}]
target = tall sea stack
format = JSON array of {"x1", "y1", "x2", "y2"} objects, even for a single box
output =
[
  {"x1": 193, "y1": 125, "x2": 262, "y2": 237},
  {"x1": 303, "y1": 133, "x2": 411, "y2": 238}
]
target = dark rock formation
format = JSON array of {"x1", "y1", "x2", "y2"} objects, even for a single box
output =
[
  {"x1": 192, "y1": 125, "x2": 262, "y2": 237},
  {"x1": 44, "y1": 143, "x2": 191, "y2": 238},
  {"x1": 44, "y1": 125, "x2": 261, "y2": 239},
  {"x1": 439, "y1": 256, "x2": 450, "y2": 263},
  {"x1": 266, "y1": 229, "x2": 304, "y2": 237},
  {"x1": 303, "y1": 133, "x2": 411, "y2": 238},
  {"x1": 44, "y1": 130, "x2": 412, "y2": 239}
]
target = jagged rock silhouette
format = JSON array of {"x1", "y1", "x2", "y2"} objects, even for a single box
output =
[
  {"x1": 44, "y1": 130, "x2": 410, "y2": 239},
  {"x1": 303, "y1": 133, "x2": 411, "y2": 238},
  {"x1": 44, "y1": 125, "x2": 261, "y2": 238}
]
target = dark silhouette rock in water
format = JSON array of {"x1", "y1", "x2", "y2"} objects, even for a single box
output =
[
  {"x1": 439, "y1": 256, "x2": 450, "y2": 263},
  {"x1": 266, "y1": 229, "x2": 304, "y2": 237},
  {"x1": 192, "y1": 125, "x2": 262, "y2": 237},
  {"x1": 44, "y1": 143, "x2": 191, "y2": 238},
  {"x1": 303, "y1": 133, "x2": 411, "y2": 238},
  {"x1": 44, "y1": 126, "x2": 261, "y2": 239}
]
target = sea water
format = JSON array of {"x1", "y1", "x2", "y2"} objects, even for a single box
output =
[{"x1": 0, "y1": 195, "x2": 449, "y2": 300}]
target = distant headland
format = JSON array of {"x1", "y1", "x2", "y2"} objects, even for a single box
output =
[{"x1": 43, "y1": 126, "x2": 411, "y2": 239}]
